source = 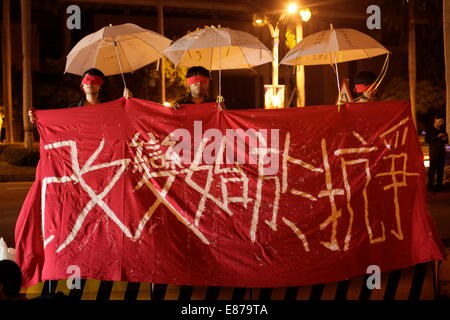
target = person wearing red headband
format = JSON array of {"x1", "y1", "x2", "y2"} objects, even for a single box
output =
[
  {"x1": 75, "y1": 68, "x2": 132, "y2": 107},
  {"x1": 172, "y1": 66, "x2": 218, "y2": 108},
  {"x1": 353, "y1": 71, "x2": 377, "y2": 102},
  {"x1": 76, "y1": 68, "x2": 106, "y2": 107},
  {"x1": 28, "y1": 68, "x2": 132, "y2": 123}
]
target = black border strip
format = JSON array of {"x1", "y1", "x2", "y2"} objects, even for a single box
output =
[
  {"x1": 409, "y1": 263, "x2": 426, "y2": 300},
  {"x1": 309, "y1": 284, "x2": 325, "y2": 300},
  {"x1": 96, "y1": 280, "x2": 113, "y2": 300},
  {"x1": 124, "y1": 282, "x2": 141, "y2": 300},
  {"x1": 335, "y1": 279, "x2": 351, "y2": 300},
  {"x1": 152, "y1": 284, "x2": 168, "y2": 300},
  {"x1": 178, "y1": 285, "x2": 194, "y2": 300},
  {"x1": 383, "y1": 269, "x2": 402, "y2": 300}
]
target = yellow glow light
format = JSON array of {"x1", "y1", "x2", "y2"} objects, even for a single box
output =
[
  {"x1": 287, "y1": 3, "x2": 298, "y2": 14},
  {"x1": 163, "y1": 102, "x2": 171, "y2": 107},
  {"x1": 255, "y1": 19, "x2": 264, "y2": 24},
  {"x1": 264, "y1": 85, "x2": 285, "y2": 109},
  {"x1": 299, "y1": 8, "x2": 312, "y2": 22}
]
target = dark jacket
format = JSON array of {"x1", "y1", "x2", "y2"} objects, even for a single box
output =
[
  {"x1": 177, "y1": 95, "x2": 216, "y2": 104},
  {"x1": 67, "y1": 97, "x2": 103, "y2": 108},
  {"x1": 66, "y1": 98, "x2": 86, "y2": 108},
  {"x1": 425, "y1": 125, "x2": 449, "y2": 158}
]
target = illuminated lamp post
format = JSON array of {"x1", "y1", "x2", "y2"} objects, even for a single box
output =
[{"x1": 254, "y1": 3, "x2": 311, "y2": 108}]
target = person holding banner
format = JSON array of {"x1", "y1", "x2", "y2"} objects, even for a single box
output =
[
  {"x1": 425, "y1": 113, "x2": 449, "y2": 192},
  {"x1": 28, "y1": 68, "x2": 132, "y2": 123},
  {"x1": 171, "y1": 66, "x2": 225, "y2": 109},
  {"x1": 352, "y1": 71, "x2": 377, "y2": 103},
  {"x1": 69, "y1": 68, "x2": 132, "y2": 107},
  {"x1": 177, "y1": 66, "x2": 215, "y2": 104}
]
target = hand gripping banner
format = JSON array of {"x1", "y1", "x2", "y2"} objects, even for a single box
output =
[{"x1": 15, "y1": 98, "x2": 444, "y2": 288}]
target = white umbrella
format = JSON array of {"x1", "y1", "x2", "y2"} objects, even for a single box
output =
[
  {"x1": 280, "y1": 25, "x2": 390, "y2": 96},
  {"x1": 65, "y1": 23, "x2": 172, "y2": 87},
  {"x1": 163, "y1": 26, "x2": 273, "y2": 98}
]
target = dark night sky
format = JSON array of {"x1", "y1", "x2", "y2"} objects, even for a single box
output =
[
  {"x1": 3, "y1": 0, "x2": 444, "y2": 82},
  {"x1": 0, "y1": 0, "x2": 446, "y2": 113}
]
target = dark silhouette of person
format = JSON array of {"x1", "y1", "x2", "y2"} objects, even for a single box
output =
[
  {"x1": 0, "y1": 260, "x2": 27, "y2": 300},
  {"x1": 425, "y1": 113, "x2": 448, "y2": 192}
]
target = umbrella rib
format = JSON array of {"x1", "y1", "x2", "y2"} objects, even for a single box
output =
[
  {"x1": 68, "y1": 41, "x2": 102, "y2": 75},
  {"x1": 116, "y1": 39, "x2": 134, "y2": 74},
  {"x1": 210, "y1": 47, "x2": 214, "y2": 70},
  {"x1": 93, "y1": 40, "x2": 103, "y2": 73},
  {"x1": 240, "y1": 47, "x2": 252, "y2": 69},
  {"x1": 362, "y1": 47, "x2": 370, "y2": 58},
  {"x1": 128, "y1": 33, "x2": 169, "y2": 54},
  {"x1": 331, "y1": 29, "x2": 340, "y2": 64}
]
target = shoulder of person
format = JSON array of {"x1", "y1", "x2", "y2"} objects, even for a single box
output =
[
  {"x1": 66, "y1": 98, "x2": 85, "y2": 108},
  {"x1": 205, "y1": 97, "x2": 217, "y2": 103},
  {"x1": 177, "y1": 95, "x2": 192, "y2": 105}
]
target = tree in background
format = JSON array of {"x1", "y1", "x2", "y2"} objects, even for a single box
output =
[
  {"x1": 365, "y1": 0, "x2": 445, "y2": 129},
  {"x1": 144, "y1": 57, "x2": 188, "y2": 103},
  {"x1": 378, "y1": 77, "x2": 445, "y2": 131}
]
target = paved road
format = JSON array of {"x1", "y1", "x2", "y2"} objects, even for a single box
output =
[
  {"x1": 426, "y1": 190, "x2": 450, "y2": 243},
  {"x1": 1, "y1": 182, "x2": 449, "y2": 248}
]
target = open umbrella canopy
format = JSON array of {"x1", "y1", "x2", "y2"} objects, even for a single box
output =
[
  {"x1": 163, "y1": 26, "x2": 273, "y2": 70},
  {"x1": 280, "y1": 27, "x2": 389, "y2": 66},
  {"x1": 65, "y1": 23, "x2": 172, "y2": 76}
]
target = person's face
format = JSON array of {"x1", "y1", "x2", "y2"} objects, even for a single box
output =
[
  {"x1": 434, "y1": 118, "x2": 444, "y2": 128},
  {"x1": 82, "y1": 83, "x2": 101, "y2": 95},
  {"x1": 189, "y1": 78, "x2": 209, "y2": 98}
]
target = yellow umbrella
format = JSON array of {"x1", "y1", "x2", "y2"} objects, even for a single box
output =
[{"x1": 65, "y1": 23, "x2": 172, "y2": 88}]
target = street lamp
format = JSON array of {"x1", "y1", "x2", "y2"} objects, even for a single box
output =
[
  {"x1": 287, "y1": 3, "x2": 298, "y2": 14},
  {"x1": 295, "y1": 7, "x2": 311, "y2": 108},
  {"x1": 299, "y1": 8, "x2": 312, "y2": 22},
  {"x1": 254, "y1": 3, "x2": 312, "y2": 108}
]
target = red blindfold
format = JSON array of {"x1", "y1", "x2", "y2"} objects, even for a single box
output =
[
  {"x1": 355, "y1": 84, "x2": 371, "y2": 93},
  {"x1": 81, "y1": 75, "x2": 104, "y2": 87},
  {"x1": 186, "y1": 75, "x2": 209, "y2": 86}
]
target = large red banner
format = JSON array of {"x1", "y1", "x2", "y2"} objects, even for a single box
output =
[{"x1": 16, "y1": 98, "x2": 444, "y2": 288}]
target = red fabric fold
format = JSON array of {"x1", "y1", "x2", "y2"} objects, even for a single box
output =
[{"x1": 15, "y1": 98, "x2": 445, "y2": 288}]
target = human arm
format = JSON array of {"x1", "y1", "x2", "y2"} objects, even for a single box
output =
[
  {"x1": 438, "y1": 131, "x2": 449, "y2": 144},
  {"x1": 166, "y1": 102, "x2": 181, "y2": 109},
  {"x1": 425, "y1": 129, "x2": 439, "y2": 145},
  {"x1": 123, "y1": 88, "x2": 133, "y2": 99},
  {"x1": 28, "y1": 109, "x2": 36, "y2": 124}
]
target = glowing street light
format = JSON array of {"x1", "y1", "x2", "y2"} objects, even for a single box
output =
[
  {"x1": 254, "y1": 3, "x2": 312, "y2": 108},
  {"x1": 287, "y1": 3, "x2": 298, "y2": 14},
  {"x1": 296, "y1": 7, "x2": 312, "y2": 107},
  {"x1": 299, "y1": 8, "x2": 312, "y2": 22}
]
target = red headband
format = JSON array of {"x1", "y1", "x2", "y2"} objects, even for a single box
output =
[
  {"x1": 81, "y1": 75, "x2": 104, "y2": 87},
  {"x1": 354, "y1": 84, "x2": 371, "y2": 93},
  {"x1": 186, "y1": 75, "x2": 209, "y2": 86}
]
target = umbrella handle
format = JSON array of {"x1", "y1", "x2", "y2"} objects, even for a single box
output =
[
  {"x1": 219, "y1": 68, "x2": 221, "y2": 99},
  {"x1": 113, "y1": 40, "x2": 127, "y2": 89},
  {"x1": 219, "y1": 47, "x2": 222, "y2": 98}
]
